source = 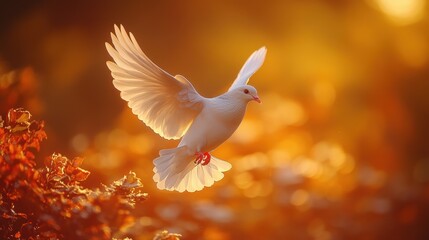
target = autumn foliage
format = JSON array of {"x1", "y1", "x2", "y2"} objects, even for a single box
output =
[{"x1": 0, "y1": 109, "x2": 178, "y2": 240}]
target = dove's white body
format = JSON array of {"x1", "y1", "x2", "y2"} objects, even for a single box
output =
[
  {"x1": 106, "y1": 25, "x2": 266, "y2": 192},
  {"x1": 179, "y1": 95, "x2": 246, "y2": 153}
]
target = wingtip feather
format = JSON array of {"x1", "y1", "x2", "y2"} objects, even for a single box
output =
[
  {"x1": 105, "y1": 42, "x2": 111, "y2": 50},
  {"x1": 120, "y1": 24, "x2": 127, "y2": 35},
  {"x1": 114, "y1": 24, "x2": 121, "y2": 36}
]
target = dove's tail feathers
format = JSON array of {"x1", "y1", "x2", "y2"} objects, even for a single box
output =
[
  {"x1": 159, "y1": 147, "x2": 180, "y2": 156},
  {"x1": 153, "y1": 148, "x2": 232, "y2": 192}
]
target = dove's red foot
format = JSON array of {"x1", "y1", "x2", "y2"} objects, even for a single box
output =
[{"x1": 194, "y1": 152, "x2": 211, "y2": 166}]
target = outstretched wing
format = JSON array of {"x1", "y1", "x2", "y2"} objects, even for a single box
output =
[
  {"x1": 229, "y1": 46, "x2": 267, "y2": 91},
  {"x1": 106, "y1": 25, "x2": 204, "y2": 140}
]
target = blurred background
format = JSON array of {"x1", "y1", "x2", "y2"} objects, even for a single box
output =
[{"x1": 1, "y1": 0, "x2": 429, "y2": 239}]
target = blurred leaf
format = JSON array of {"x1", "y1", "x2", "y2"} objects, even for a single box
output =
[{"x1": 153, "y1": 230, "x2": 182, "y2": 240}]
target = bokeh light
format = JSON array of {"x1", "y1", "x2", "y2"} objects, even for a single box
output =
[{"x1": 372, "y1": 0, "x2": 426, "y2": 25}]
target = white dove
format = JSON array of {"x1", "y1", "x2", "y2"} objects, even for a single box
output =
[{"x1": 106, "y1": 25, "x2": 266, "y2": 192}]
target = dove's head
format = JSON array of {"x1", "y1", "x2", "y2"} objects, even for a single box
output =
[{"x1": 232, "y1": 85, "x2": 261, "y2": 103}]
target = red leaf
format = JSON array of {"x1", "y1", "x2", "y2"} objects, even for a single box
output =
[{"x1": 73, "y1": 168, "x2": 90, "y2": 182}]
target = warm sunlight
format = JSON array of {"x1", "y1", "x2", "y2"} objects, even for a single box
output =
[
  {"x1": 373, "y1": 0, "x2": 426, "y2": 25},
  {"x1": 1, "y1": 1, "x2": 428, "y2": 239}
]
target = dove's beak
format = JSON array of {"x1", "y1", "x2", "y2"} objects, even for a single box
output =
[{"x1": 252, "y1": 95, "x2": 261, "y2": 103}]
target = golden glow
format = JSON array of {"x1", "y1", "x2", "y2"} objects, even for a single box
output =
[
  {"x1": 313, "y1": 142, "x2": 346, "y2": 168},
  {"x1": 296, "y1": 157, "x2": 321, "y2": 178},
  {"x1": 234, "y1": 172, "x2": 254, "y2": 189},
  {"x1": 258, "y1": 93, "x2": 307, "y2": 131},
  {"x1": 250, "y1": 198, "x2": 268, "y2": 210},
  {"x1": 275, "y1": 132, "x2": 313, "y2": 157},
  {"x1": 128, "y1": 134, "x2": 154, "y2": 155},
  {"x1": 232, "y1": 118, "x2": 264, "y2": 144},
  {"x1": 236, "y1": 152, "x2": 269, "y2": 171},
  {"x1": 269, "y1": 149, "x2": 292, "y2": 167},
  {"x1": 313, "y1": 82, "x2": 336, "y2": 107},
  {"x1": 307, "y1": 220, "x2": 332, "y2": 240},
  {"x1": 3, "y1": 1, "x2": 426, "y2": 238},
  {"x1": 340, "y1": 156, "x2": 356, "y2": 174},
  {"x1": 243, "y1": 181, "x2": 273, "y2": 198},
  {"x1": 70, "y1": 133, "x2": 89, "y2": 153},
  {"x1": 290, "y1": 189, "x2": 310, "y2": 207},
  {"x1": 373, "y1": 0, "x2": 426, "y2": 25}
]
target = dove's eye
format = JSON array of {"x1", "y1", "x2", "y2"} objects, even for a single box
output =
[{"x1": 243, "y1": 89, "x2": 249, "y2": 94}]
